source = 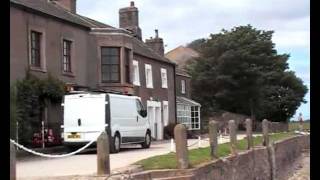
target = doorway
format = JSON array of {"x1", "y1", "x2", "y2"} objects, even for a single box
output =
[{"x1": 147, "y1": 100, "x2": 163, "y2": 140}]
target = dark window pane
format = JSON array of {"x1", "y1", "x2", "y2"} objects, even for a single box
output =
[
  {"x1": 30, "y1": 31, "x2": 41, "y2": 67},
  {"x1": 101, "y1": 47, "x2": 120, "y2": 82}
]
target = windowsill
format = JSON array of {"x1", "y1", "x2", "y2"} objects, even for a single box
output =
[
  {"x1": 162, "y1": 86, "x2": 168, "y2": 89},
  {"x1": 62, "y1": 72, "x2": 75, "y2": 77},
  {"x1": 133, "y1": 83, "x2": 141, "y2": 86},
  {"x1": 146, "y1": 86, "x2": 154, "y2": 89},
  {"x1": 29, "y1": 66, "x2": 47, "y2": 73}
]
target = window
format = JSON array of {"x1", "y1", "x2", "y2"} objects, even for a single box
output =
[
  {"x1": 136, "y1": 99, "x2": 147, "y2": 117},
  {"x1": 63, "y1": 40, "x2": 72, "y2": 72},
  {"x1": 145, "y1": 64, "x2": 153, "y2": 88},
  {"x1": 133, "y1": 60, "x2": 140, "y2": 86},
  {"x1": 125, "y1": 48, "x2": 131, "y2": 84},
  {"x1": 163, "y1": 101, "x2": 169, "y2": 126},
  {"x1": 30, "y1": 31, "x2": 42, "y2": 67},
  {"x1": 177, "y1": 104, "x2": 200, "y2": 130},
  {"x1": 181, "y1": 80, "x2": 186, "y2": 94},
  {"x1": 161, "y1": 68, "x2": 168, "y2": 88},
  {"x1": 101, "y1": 47, "x2": 120, "y2": 82}
]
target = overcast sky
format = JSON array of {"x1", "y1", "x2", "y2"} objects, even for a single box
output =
[{"x1": 77, "y1": 0, "x2": 310, "y2": 121}]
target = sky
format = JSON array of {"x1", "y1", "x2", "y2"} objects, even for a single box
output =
[{"x1": 77, "y1": 0, "x2": 310, "y2": 121}]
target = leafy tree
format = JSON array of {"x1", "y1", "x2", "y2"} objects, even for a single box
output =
[
  {"x1": 186, "y1": 38, "x2": 206, "y2": 52},
  {"x1": 187, "y1": 25, "x2": 308, "y2": 122},
  {"x1": 14, "y1": 72, "x2": 65, "y2": 144}
]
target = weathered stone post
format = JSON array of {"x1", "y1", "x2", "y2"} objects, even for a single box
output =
[
  {"x1": 245, "y1": 118, "x2": 253, "y2": 149},
  {"x1": 209, "y1": 120, "x2": 218, "y2": 159},
  {"x1": 174, "y1": 124, "x2": 189, "y2": 169},
  {"x1": 97, "y1": 131, "x2": 110, "y2": 175},
  {"x1": 10, "y1": 143, "x2": 16, "y2": 180},
  {"x1": 229, "y1": 120, "x2": 237, "y2": 155},
  {"x1": 262, "y1": 119, "x2": 269, "y2": 146}
]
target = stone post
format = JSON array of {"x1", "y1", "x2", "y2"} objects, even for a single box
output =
[
  {"x1": 209, "y1": 120, "x2": 218, "y2": 159},
  {"x1": 97, "y1": 131, "x2": 110, "y2": 175},
  {"x1": 245, "y1": 118, "x2": 253, "y2": 149},
  {"x1": 229, "y1": 120, "x2": 237, "y2": 155},
  {"x1": 262, "y1": 119, "x2": 269, "y2": 146},
  {"x1": 10, "y1": 143, "x2": 16, "y2": 180},
  {"x1": 174, "y1": 124, "x2": 189, "y2": 169}
]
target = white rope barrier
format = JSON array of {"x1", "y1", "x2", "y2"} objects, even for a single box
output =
[{"x1": 9, "y1": 131, "x2": 104, "y2": 158}]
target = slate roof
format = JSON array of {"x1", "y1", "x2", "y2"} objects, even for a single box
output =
[
  {"x1": 176, "y1": 96, "x2": 201, "y2": 107},
  {"x1": 10, "y1": 0, "x2": 115, "y2": 29},
  {"x1": 10, "y1": 0, "x2": 175, "y2": 65}
]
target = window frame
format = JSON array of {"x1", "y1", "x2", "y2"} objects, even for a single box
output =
[
  {"x1": 100, "y1": 47, "x2": 121, "y2": 83},
  {"x1": 132, "y1": 60, "x2": 140, "y2": 86},
  {"x1": 161, "y1": 68, "x2": 168, "y2": 88},
  {"x1": 145, "y1": 64, "x2": 153, "y2": 88},
  {"x1": 62, "y1": 39, "x2": 72, "y2": 73},
  {"x1": 124, "y1": 48, "x2": 131, "y2": 84},
  {"x1": 28, "y1": 28, "x2": 46, "y2": 72}
]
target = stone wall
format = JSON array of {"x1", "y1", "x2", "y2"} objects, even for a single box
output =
[{"x1": 128, "y1": 135, "x2": 309, "y2": 180}]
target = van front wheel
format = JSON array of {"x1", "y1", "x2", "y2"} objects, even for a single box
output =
[
  {"x1": 111, "y1": 133, "x2": 121, "y2": 153},
  {"x1": 141, "y1": 132, "x2": 151, "y2": 149}
]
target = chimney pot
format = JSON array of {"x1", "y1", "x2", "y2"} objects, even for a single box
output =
[
  {"x1": 130, "y1": 1, "x2": 135, "y2": 7},
  {"x1": 155, "y1": 29, "x2": 159, "y2": 38}
]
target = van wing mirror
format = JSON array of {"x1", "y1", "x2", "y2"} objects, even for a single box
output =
[{"x1": 140, "y1": 109, "x2": 147, "y2": 117}]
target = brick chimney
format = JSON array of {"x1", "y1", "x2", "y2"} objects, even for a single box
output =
[
  {"x1": 145, "y1": 29, "x2": 164, "y2": 56},
  {"x1": 52, "y1": 0, "x2": 77, "y2": 13},
  {"x1": 119, "y1": 1, "x2": 142, "y2": 40}
]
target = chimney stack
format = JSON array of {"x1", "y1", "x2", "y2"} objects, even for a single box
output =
[
  {"x1": 119, "y1": 1, "x2": 142, "y2": 40},
  {"x1": 145, "y1": 29, "x2": 165, "y2": 56},
  {"x1": 52, "y1": 0, "x2": 77, "y2": 13}
]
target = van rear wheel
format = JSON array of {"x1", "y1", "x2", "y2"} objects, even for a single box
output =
[
  {"x1": 141, "y1": 132, "x2": 151, "y2": 149},
  {"x1": 111, "y1": 133, "x2": 121, "y2": 153}
]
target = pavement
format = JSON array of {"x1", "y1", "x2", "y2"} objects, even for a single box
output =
[{"x1": 16, "y1": 134, "x2": 253, "y2": 180}]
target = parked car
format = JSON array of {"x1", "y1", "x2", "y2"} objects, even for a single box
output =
[{"x1": 62, "y1": 91, "x2": 151, "y2": 153}]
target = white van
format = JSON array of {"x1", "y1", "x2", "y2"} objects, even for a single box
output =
[{"x1": 62, "y1": 91, "x2": 151, "y2": 153}]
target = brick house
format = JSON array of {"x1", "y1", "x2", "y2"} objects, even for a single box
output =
[
  {"x1": 165, "y1": 46, "x2": 201, "y2": 131},
  {"x1": 10, "y1": 0, "x2": 176, "y2": 140}
]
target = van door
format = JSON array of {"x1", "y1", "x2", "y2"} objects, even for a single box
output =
[{"x1": 136, "y1": 99, "x2": 148, "y2": 137}]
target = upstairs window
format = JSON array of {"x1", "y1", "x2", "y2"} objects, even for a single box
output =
[
  {"x1": 101, "y1": 47, "x2": 120, "y2": 83},
  {"x1": 62, "y1": 40, "x2": 72, "y2": 72},
  {"x1": 30, "y1": 31, "x2": 42, "y2": 67},
  {"x1": 125, "y1": 48, "x2": 131, "y2": 84},
  {"x1": 145, "y1": 64, "x2": 153, "y2": 88},
  {"x1": 161, "y1": 68, "x2": 168, "y2": 88},
  {"x1": 181, "y1": 80, "x2": 186, "y2": 94},
  {"x1": 133, "y1": 60, "x2": 140, "y2": 86}
]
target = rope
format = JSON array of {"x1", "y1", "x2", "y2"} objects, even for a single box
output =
[{"x1": 10, "y1": 131, "x2": 104, "y2": 158}]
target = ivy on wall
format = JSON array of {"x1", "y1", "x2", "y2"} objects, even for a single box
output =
[{"x1": 10, "y1": 72, "x2": 65, "y2": 145}]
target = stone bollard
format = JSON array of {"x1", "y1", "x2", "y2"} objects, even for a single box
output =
[
  {"x1": 10, "y1": 143, "x2": 16, "y2": 180},
  {"x1": 174, "y1": 124, "x2": 189, "y2": 169},
  {"x1": 229, "y1": 120, "x2": 237, "y2": 155},
  {"x1": 245, "y1": 118, "x2": 253, "y2": 149},
  {"x1": 209, "y1": 120, "x2": 218, "y2": 159},
  {"x1": 97, "y1": 131, "x2": 110, "y2": 175},
  {"x1": 262, "y1": 119, "x2": 269, "y2": 146}
]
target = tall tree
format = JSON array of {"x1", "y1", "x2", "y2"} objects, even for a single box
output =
[{"x1": 187, "y1": 25, "x2": 307, "y2": 122}]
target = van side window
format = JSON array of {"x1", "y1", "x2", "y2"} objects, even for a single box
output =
[{"x1": 136, "y1": 99, "x2": 147, "y2": 117}]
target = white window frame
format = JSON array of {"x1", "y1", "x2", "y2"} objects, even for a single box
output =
[
  {"x1": 177, "y1": 104, "x2": 201, "y2": 130},
  {"x1": 161, "y1": 68, "x2": 168, "y2": 88},
  {"x1": 145, "y1": 64, "x2": 153, "y2": 88},
  {"x1": 132, "y1": 60, "x2": 140, "y2": 86},
  {"x1": 181, "y1": 80, "x2": 186, "y2": 94}
]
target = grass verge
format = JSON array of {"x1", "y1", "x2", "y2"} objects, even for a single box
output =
[{"x1": 135, "y1": 132, "x2": 295, "y2": 170}]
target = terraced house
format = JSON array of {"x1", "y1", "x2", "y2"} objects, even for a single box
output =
[{"x1": 10, "y1": 0, "x2": 176, "y2": 141}]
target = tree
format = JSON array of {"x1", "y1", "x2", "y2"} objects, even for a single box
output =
[
  {"x1": 187, "y1": 25, "x2": 308, "y2": 122},
  {"x1": 186, "y1": 38, "x2": 206, "y2": 52}
]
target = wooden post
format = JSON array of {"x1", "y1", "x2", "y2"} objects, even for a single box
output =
[
  {"x1": 229, "y1": 120, "x2": 237, "y2": 155},
  {"x1": 245, "y1": 118, "x2": 253, "y2": 149},
  {"x1": 10, "y1": 143, "x2": 16, "y2": 180},
  {"x1": 262, "y1": 119, "x2": 269, "y2": 146},
  {"x1": 97, "y1": 131, "x2": 110, "y2": 175},
  {"x1": 209, "y1": 120, "x2": 218, "y2": 159},
  {"x1": 174, "y1": 124, "x2": 189, "y2": 169}
]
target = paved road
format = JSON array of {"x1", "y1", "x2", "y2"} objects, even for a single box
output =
[{"x1": 16, "y1": 134, "x2": 252, "y2": 179}]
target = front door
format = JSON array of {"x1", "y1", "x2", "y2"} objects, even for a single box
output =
[{"x1": 147, "y1": 101, "x2": 162, "y2": 140}]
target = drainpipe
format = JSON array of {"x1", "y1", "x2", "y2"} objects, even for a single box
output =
[{"x1": 173, "y1": 64, "x2": 177, "y2": 124}]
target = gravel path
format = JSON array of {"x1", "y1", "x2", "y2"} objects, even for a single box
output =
[{"x1": 287, "y1": 150, "x2": 310, "y2": 180}]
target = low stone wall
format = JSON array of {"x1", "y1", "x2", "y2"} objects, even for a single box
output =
[
  {"x1": 255, "y1": 122, "x2": 289, "y2": 133},
  {"x1": 128, "y1": 135, "x2": 309, "y2": 180}
]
